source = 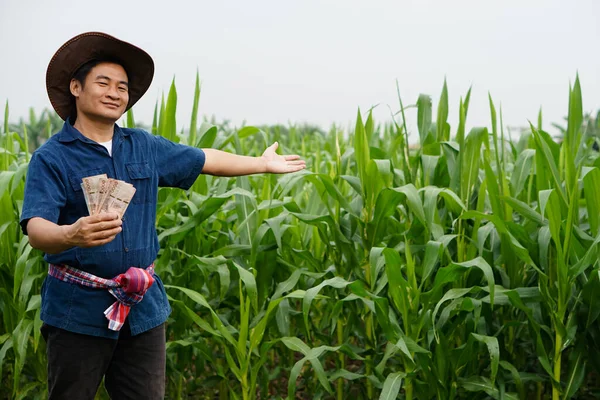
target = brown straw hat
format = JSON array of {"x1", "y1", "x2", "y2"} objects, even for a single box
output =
[{"x1": 46, "y1": 32, "x2": 154, "y2": 121}]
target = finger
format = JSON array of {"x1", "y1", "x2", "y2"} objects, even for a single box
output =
[
  {"x1": 89, "y1": 221, "x2": 123, "y2": 239},
  {"x1": 96, "y1": 212, "x2": 120, "y2": 221},
  {"x1": 287, "y1": 160, "x2": 306, "y2": 166},
  {"x1": 89, "y1": 212, "x2": 119, "y2": 223},
  {"x1": 92, "y1": 235, "x2": 118, "y2": 247},
  {"x1": 283, "y1": 155, "x2": 301, "y2": 161},
  {"x1": 287, "y1": 165, "x2": 306, "y2": 172},
  {"x1": 90, "y1": 219, "x2": 122, "y2": 232},
  {"x1": 93, "y1": 225, "x2": 122, "y2": 238},
  {"x1": 90, "y1": 226, "x2": 122, "y2": 239},
  {"x1": 80, "y1": 235, "x2": 117, "y2": 248}
]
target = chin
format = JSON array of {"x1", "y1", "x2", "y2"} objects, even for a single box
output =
[
  {"x1": 110, "y1": 110, "x2": 125, "y2": 120},
  {"x1": 105, "y1": 107, "x2": 126, "y2": 118},
  {"x1": 92, "y1": 111, "x2": 124, "y2": 123}
]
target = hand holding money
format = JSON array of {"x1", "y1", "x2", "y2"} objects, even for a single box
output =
[
  {"x1": 81, "y1": 175, "x2": 136, "y2": 218},
  {"x1": 63, "y1": 212, "x2": 123, "y2": 248}
]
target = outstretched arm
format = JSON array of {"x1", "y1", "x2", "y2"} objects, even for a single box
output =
[{"x1": 202, "y1": 142, "x2": 306, "y2": 176}]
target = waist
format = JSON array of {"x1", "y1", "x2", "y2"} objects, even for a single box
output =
[
  {"x1": 48, "y1": 263, "x2": 155, "y2": 291},
  {"x1": 46, "y1": 263, "x2": 158, "y2": 332},
  {"x1": 44, "y1": 245, "x2": 159, "y2": 279}
]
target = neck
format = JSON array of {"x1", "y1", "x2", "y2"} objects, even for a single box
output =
[{"x1": 73, "y1": 114, "x2": 116, "y2": 143}]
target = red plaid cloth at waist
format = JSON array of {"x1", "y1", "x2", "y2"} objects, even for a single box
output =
[{"x1": 48, "y1": 263, "x2": 155, "y2": 331}]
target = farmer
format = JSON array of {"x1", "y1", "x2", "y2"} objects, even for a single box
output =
[{"x1": 20, "y1": 32, "x2": 305, "y2": 399}]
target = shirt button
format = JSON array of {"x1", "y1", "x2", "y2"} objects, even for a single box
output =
[{"x1": 125, "y1": 248, "x2": 129, "y2": 252}]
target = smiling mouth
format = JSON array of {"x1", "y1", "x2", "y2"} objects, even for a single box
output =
[{"x1": 102, "y1": 103, "x2": 120, "y2": 109}]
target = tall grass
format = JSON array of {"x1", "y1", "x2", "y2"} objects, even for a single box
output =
[{"x1": 1, "y1": 75, "x2": 600, "y2": 399}]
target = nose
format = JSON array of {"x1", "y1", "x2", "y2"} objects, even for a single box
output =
[{"x1": 106, "y1": 85, "x2": 120, "y2": 100}]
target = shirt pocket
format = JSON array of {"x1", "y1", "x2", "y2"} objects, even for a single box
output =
[
  {"x1": 68, "y1": 168, "x2": 104, "y2": 213},
  {"x1": 126, "y1": 162, "x2": 153, "y2": 204}
]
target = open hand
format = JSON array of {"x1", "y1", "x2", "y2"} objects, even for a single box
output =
[{"x1": 261, "y1": 142, "x2": 306, "y2": 174}]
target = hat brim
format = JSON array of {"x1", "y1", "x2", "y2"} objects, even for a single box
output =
[{"x1": 46, "y1": 32, "x2": 154, "y2": 121}]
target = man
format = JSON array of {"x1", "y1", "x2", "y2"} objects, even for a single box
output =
[{"x1": 21, "y1": 32, "x2": 305, "y2": 400}]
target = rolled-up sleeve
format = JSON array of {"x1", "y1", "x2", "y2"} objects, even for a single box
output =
[
  {"x1": 20, "y1": 152, "x2": 67, "y2": 235},
  {"x1": 152, "y1": 135, "x2": 205, "y2": 190}
]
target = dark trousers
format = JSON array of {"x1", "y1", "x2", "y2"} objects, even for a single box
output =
[{"x1": 41, "y1": 322, "x2": 166, "y2": 400}]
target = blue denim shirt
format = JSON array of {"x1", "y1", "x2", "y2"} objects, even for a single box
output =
[{"x1": 20, "y1": 120, "x2": 205, "y2": 338}]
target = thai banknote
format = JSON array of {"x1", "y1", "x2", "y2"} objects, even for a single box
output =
[
  {"x1": 80, "y1": 174, "x2": 107, "y2": 215},
  {"x1": 99, "y1": 181, "x2": 136, "y2": 218},
  {"x1": 81, "y1": 176, "x2": 136, "y2": 218},
  {"x1": 96, "y1": 178, "x2": 118, "y2": 214}
]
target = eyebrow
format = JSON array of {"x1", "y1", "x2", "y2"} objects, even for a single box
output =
[{"x1": 95, "y1": 75, "x2": 129, "y2": 86}]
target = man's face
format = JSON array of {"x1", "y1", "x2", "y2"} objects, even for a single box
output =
[{"x1": 70, "y1": 62, "x2": 129, "y2": 123}]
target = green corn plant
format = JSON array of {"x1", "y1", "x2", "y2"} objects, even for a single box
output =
[
  {"x1": 524, "y1": 76, "x2": 600, "y2": 399},
  {"x1": 0, "y1": 102, "x2": 47, "y2": 400},
  {"x1": 3, "y1": 76, "x2": 600, "y2": 399}
]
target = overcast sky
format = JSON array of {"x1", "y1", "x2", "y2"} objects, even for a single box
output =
[{"x1": 1, "y1": 0, "x2": 599, "y2": 139}]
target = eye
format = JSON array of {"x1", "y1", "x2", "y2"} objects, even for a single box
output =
[
  {"x1": 118, "y1": 86, "x2": 128, "y2": 92},
  {"x1": 97, "y1": 81, "x2": 108, "y2": 86}
]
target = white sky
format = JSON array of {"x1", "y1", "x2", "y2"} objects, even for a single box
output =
[{"x1": 1, "y1": 0, "x2": 599, "y2": 139}]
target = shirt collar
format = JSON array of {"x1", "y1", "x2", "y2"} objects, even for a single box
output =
[{"x1": 58, "y1": 118, "x2": 129, "y2": 143}]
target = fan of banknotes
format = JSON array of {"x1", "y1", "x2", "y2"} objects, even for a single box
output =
[{"x1": 81, "y1": 174, "x2": 136, "y2": 218}]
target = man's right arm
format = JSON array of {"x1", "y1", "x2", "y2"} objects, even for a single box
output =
[{"x1": 27, "y1": 213, "x2": 123, "y2": 254}]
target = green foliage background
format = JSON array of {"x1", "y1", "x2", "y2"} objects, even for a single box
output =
[{"x1": 1, "y1": 75, "x2": 600, "y2": 399}]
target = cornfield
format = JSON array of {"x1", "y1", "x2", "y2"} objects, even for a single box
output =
[{"x1": 1, "y1": 75, "x2": 600, "y2": 399}]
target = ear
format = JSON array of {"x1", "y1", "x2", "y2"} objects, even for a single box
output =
[{"x1": 70, "y1": 79, "x2": 81, "y2": 98}]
